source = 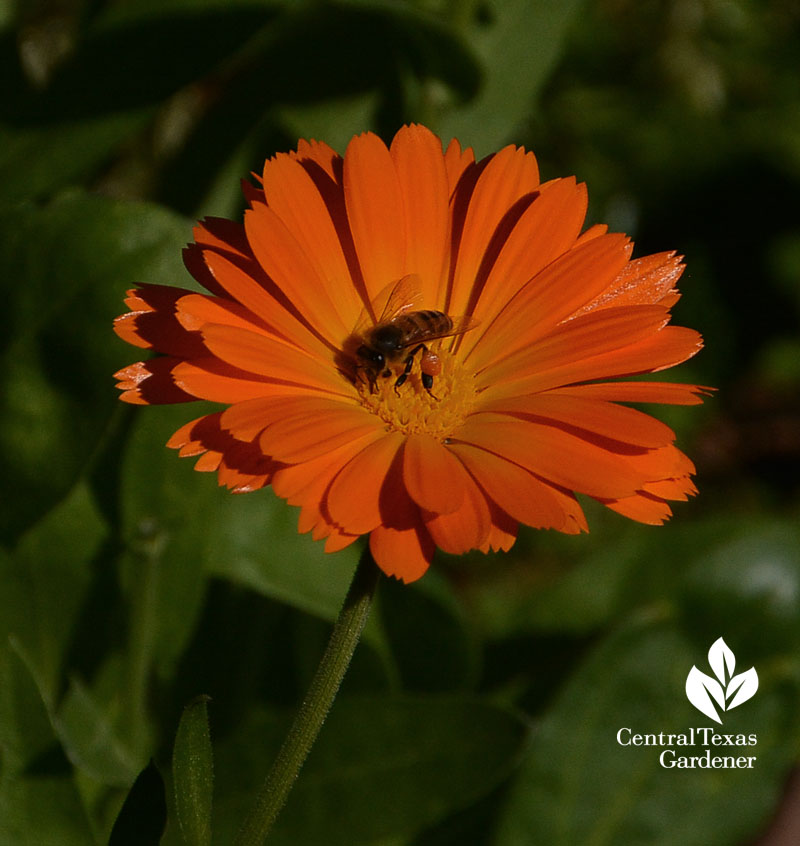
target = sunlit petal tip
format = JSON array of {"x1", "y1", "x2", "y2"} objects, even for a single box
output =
[{"x1": 113, "y1": 124, "x2": 710, "y2": 581}]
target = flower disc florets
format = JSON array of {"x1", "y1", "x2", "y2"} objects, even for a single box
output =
[{"x1": 356, "y1": 346, "x2": 478, "y2": 441}]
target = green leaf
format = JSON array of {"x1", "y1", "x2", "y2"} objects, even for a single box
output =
[
  {"x1": 437, "y1": 0, "x2": 584, "y2": 155},
  {"x1": 494, "y1": 620, "x2": 799, "y2": 846},
  {"x1": 109, "y1": 760, "x2": 168, "y2": 846},
  {"x1": 0, "y1": 192, "x2": 191, "y2": 544},
  {"x1": 0, "y1": 648, "x2": 94, "y2": 846},
  {"x1": 212, "y1": 696, "x2": 528, "y2": 844},
  {"x1": 173, "y1": 696, "x2": 214, "y2": 846},
  {"x1": 0, "y1": 483, "x2": 105, "y2": 704},
  {"x1": 53, "y1": 677, "x2": 143, "y2": 786},
  {"x1": 0, "y1": 113, "x2": 154, "y2": 204}
]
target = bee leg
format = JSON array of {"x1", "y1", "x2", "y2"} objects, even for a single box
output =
[
  {"x1": 421, "y1": 372, "x2": 440, "y2": 401},
  {"x1": 393, "y1": 346, "x2": 424, "y2": 395}
]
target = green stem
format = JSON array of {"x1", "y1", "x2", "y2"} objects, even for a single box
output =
[{"x1": 233, "y1": 546, "x2": 380, "y2": 845}]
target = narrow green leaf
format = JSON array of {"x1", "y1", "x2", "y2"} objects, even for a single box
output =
[
  {"x1": 109, "y1": 760, "x2": 167, "y2": 846},
  {"x1": 173, "y1": 695, "x2": 214, "y2": 846}
]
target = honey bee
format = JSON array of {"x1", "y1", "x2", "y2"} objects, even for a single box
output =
[{"x1": 353, "y1": 275, "x2": 478, "y2": 397}]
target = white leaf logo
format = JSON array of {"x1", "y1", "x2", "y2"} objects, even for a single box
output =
[{"x1": 685, "y1": 638, "x2": 758, "y2": 723}]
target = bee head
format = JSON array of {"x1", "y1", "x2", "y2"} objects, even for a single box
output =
[{"x1": 356, "y1": 344, "x2": 384, "y2": 369}]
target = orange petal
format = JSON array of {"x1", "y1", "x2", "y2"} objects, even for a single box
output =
[
  {"x1": 602, "y1": 492, "x2": 674, "y2": 524},
  {"x1": 292, "y1": 138, "x2": 341, "y2": 180},
  {"x1": 261, "y1": 152, "x2": 362, "y2": 328},
  {"x1": 575, "y1": 223, "x2": 608, "y2": 245},
  {"x1": 479, "y1": 505, "x2": 519, "y2": 552},
  {"x1": 479, "y1": 312, "x2": 701, "y2": 401},
  {"x1": 172, "y1": 358, "x2": 283, "y2": 403},
  {"x1": 220, "y1": 393, "x2": 360, "y2": 441},
  {"x1": 577, "y1": 251, "x2": 685, "y2": 313},
  {"x1": 443, "y1": 138, "x2": 475, "y2": 194},
  {"x1": 324, "y1": 530, "x2": 360, "y2": 553},
  {"x1": 113, "y1": 284, "x2": 205, "y2": 357},
  {"x1": 194, "y1": 451, "x2": 222, "y2": 472},
  {"x1": 424, "y1": 470, "x2": 491, "y2": 554},
  {"x1": 115, "y1": 358, "x2": 197, "y2": 405},
  {"x1": 343, "y1": 132, "x2": 406, "y2": 300},
  {"x1": 479, "y1": 392, "x2": 676, "y2": 448},
  {"x1": 192, "y1": 216, "x2": 251, "y2": 257},
  {"x1": 260, "y1": 405, "x2": 385, "y2": 464},
  {"x1": 620, "y1": 442, "x2": 696, "y2": 481},
  {"x1": 175, "y1": 292, "x2": 271, "y2": 335},
  {"x1": 467, "y1": 234, "x2": 633, "y2": 374},
  {"x1": 200, "y1": 324, "x2": 349, "y2": 396},
  {"x1": 403, "y1": 433, "x2": 468, "y2": 515},
  {"x1": 271, "y1": 435, "x2": 374, "y2": 504},
  {"x1": 462, "y1": 177, "x2": 588, "y2": 351},
  {"x1": 390, "y1": 124, "x2": 450, "y2": 305},
  {"x1": 369, "y1": 523, "x2": 433, "y2": 583},
  {"x1": 244, "y1": 203, "x2": 349, "y2": 343},
  {"x1": 555, "y1": 380, "x2": 713, "y2": 406},
  {"x1": 202, "y1": 250, "x2": 329, "y2": 357},
  {"x1": 326, "y1": 432, "x2": 405, "y2": 534},
  {"x1": 455, "y1": 413, "x2": 649, "y2": 499},
  {"x1": 447, "y1": 145, "x2": 540, "y2": 317},
  {"x1": 643, "y1": 476, "x2": 696, "y2": 499},
  {"x1": 450, "y1": 443, "x2": 573, "y2": 530}
]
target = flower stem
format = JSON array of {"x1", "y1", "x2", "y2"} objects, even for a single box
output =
[{"x1": 233, "y1": 546, "x2": 380, "y2": 845}]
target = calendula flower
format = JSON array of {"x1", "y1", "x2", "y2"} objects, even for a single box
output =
[{"x1": 114, "y1": 124, "x2": 709, "y2": 582}]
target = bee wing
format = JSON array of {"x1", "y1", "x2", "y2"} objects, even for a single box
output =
[
  {"x1": 419, "y1": 314, "x2": 480, "y2": 344},
  {"x1": 352, "y1": 274, "x2": 424, "y2": 335},
  {"x1": 377, "y1": 274, "x2": 424, "y2": 323}
]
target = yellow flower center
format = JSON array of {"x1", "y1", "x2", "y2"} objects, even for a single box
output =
[{"x1": 356, "y1": 346, "x2": 477, "y2": 440}]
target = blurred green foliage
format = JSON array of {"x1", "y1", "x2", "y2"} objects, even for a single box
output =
[{"x1": 1, "y1": 0, "x2": 799, "y2": 843}]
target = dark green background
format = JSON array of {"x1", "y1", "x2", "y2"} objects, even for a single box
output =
[{"x1": 1, "y1": 0, "x2": 798, "y2": 843}]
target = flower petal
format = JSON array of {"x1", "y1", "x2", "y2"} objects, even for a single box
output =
[
  {"x1": 556, "y1": 380, "x2": 713, "y2": 406},
  {"x1": 201, "y1": 250, "x2": 330, "y2": 357},
  {"x1": 369, "y1": 523, "x2": 434, "y2": 583},
  {"x1": 424, "y1": 470, "x2": 491, "y2": 553},
  {"x1": 172, "y1": 358, "x2": 286, "y2": 403},
  {"x1": 343, "y1": 132, "x2": 406, "y2": 300},
  {"x1": 261, "y1": 152, "x2": 362, "y2": 328},
  {"x1": 200, "y1": 323, "x2": 349, "y2": 396},
  {"x1": 443, "y1": 138, "x2": 475, "y2": 194},
  {"x1": 455, "y1": 413, "x2": 648, "y2": 499},
  {"x1": 326, "y1": 432, "x2": 405, "y2": 534},
  {"x1": 447, "y1": 145, "x2": 540, "y2": 317},
  {"x1": 577, "y1": 251, "x2": 684, "y2": 314},
  {"x1": 261, "y1": 404, "x2": 385, "y2": 464},
  {"x1": 467, "y1": 233, "x2": 633, "y2": 373},
  {"x1": 480, "y1": 392, "x2": 676, "y2": 448},
  {"x1": 462, "y1": 177, "x2": 588, "y2": 349},
  {"x1": 450, "y1": 442, "x2": 576, "y2": 530},
  {"x1": 403, "y1": 433, "x2": 468, "y2": 514},
  {"x1": 390, "y1": 124, "x2": 450, "y2": 305},
  {"x1": 244, "y1": 202, "x2": 349, "y2": 343}
]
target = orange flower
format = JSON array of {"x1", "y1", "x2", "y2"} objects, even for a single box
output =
[{"x1": 114, "y1": 124, "x2": 710, "y2": 582}]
